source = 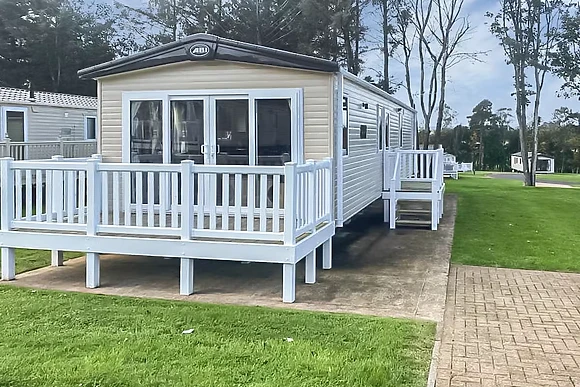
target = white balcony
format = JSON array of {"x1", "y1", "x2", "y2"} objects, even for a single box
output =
[{"x1": 0, "y1": 157, "x2": 335, "y2": 303}]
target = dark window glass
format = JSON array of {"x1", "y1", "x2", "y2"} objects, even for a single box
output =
[
  {"x1": 215, "y1": 99, "x2": 249, "y2": 165},
  {"x1": 342, "y1": 97, "x2": 349, "y2": 154},
  {"x1": 6, "y1": 111, "x2": 25, "y2": 142},
  {"x1": 130, "y1": 100, "x2": 162, "y2": 163},
  {"x1": 86, "y1": 117, "x2": 96, "y2": 140},
  {"x1": 257, "y1": 99, "x2": 291, "y2": 165},
  {"x1": 170, "y1": 100, "x2": 204, "y2": 164}
]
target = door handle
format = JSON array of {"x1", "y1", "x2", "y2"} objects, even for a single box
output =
[
  {"x1": 215, "y1": 144, "x2": 220, "y2": 154},
  {"x1": 201, "y1": 144, "x2": 206, "y2": 154}
]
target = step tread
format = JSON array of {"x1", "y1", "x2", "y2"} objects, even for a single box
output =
[{"x1": 395, "y1": 219, "x2": 432, "y2": 227}]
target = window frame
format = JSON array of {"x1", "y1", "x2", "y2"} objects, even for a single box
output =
[
  {"x1": 1, "y1": 106, "x2": 28, "y2": 142},
  {"x1": 342, "y1": 96, "x2": 349, "y2": 156},
  {"x1": 84, "y1": 115, "x2": 97, "y2": 140},
  {"x1": 121, "y1": 89, "x2": 303, "y2": 165}
]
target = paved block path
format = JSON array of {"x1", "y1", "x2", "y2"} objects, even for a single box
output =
[{"x1": 437, "y1": 265, "x2": 580, "y2": 387}]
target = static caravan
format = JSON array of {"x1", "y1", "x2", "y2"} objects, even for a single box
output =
[
  {"x1": 511, "y1": 152, "x2": 555, "y2": 174},
  {"x1": 0, "y1": 87, "x2": 98, "y2": 159},
  {"x1": 0, "y1": 34, "x2": 445, "y2": 302}
]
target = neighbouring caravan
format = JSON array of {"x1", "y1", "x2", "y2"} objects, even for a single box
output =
[
  {"x1": 0, "y1": 34, "x2": 444, "y2": 303},
  {"x1": 511, "y1": 152, "x2": 555, "y2": 174},
  {"x1": 0, "y1": 87, "x2": 98, "y2": 159}
]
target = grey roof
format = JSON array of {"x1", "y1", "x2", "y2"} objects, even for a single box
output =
[
  {"x1": 512, "y1": 152, "x2": 553, "y2": 159},
  {"x1": 0, "y1": 87, "x2": 97, "y2": 110},
  {"x1": 78, "y1": 33, "x2": 340, "y2": 79}
]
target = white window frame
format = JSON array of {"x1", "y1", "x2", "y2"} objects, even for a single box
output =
[
  {"x1": 121, "y1": 88, "x2": 303, "y2": 165},
  {"x1": 398, "y1": 110, "x2": 404, "y2": 148},
  {"x1": 342, "y1": 96, "x2": 349, "y2": 156},
  {"x1": 84, "y1": 115, "x2": 97, "y2": 140},
  {"x1": 0, "y1": 106, "x2": 28, "y2": 142}
]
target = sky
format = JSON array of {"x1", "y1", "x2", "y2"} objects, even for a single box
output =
[
  {"x1": 113, "y1": 0, "x2": 579, "y2": 126},
  {"x1": 363, "y1": 0, "x2": 580, "y2": 125}
]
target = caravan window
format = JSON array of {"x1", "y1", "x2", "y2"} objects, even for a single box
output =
[
  {"x1": 130, "y1": 100, "x2": 163, "y2": 163},
  {"x1": 85, "y1": 117, "x2": 97, "y2": 140},
  {"x1": 342, "y1": 97, "x2": 349, "y2": 155},
  {"x1": 398, "y1": 110, "x2": 404, "y2": 147},
  {"x1": 257, "y1": 99, "x2": 291, "y2": 165}
]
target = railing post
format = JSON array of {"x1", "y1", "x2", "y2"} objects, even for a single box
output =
[
  {"x1": 283, "y1": 162, "x2": 297, "y2": 245},
  {"x1": 51, "y1": 156, "x2": 64, "y2": 217},
  {"x1": 180, "y1": 160, "x2": 194, "y2": 240},
  {"x1": 59, "y1": 136, "x2": 65, "y2": 158},
  {"x1": 4, "y1": 136, "x2": 10, "y2": 159},
  {"x1": 86, "y1": 158, "x2": 101, "y2": 236},
  {"x1": 306, "y1": 160, "x2": 315, "y2": 233},
  {"x1": 86, "y1": 157, "x2": 101, "y2": 288},
  {"x1": 325, "y1": 157, "x2": 333, "y2": 221},
  {"x1": 1, "y1": 157, "x2": 15, "y2": 280}
]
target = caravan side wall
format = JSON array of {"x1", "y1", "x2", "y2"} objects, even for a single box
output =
[
  {"x1": 1, "y1": 103, "x2": 94, "y2": 141},
  {"x1": 340, "y1": 75, "x2": 416, "y2": 223}
]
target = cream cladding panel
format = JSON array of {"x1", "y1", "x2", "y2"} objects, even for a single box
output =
[{"x1": 98, "y1": 61, "x2": 333, "y2": 162}]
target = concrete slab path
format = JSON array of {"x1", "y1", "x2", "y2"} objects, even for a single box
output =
[
  {"x1": 436, "y1": 265, "x2": 580, "y2": 387},
  {"x1": 11, "y1": 197, "x2": 456, "y2": 322}
]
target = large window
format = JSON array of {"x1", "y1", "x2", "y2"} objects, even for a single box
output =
[
  {"x1": 342, "y1": 97, "x2": 349, "y2": 155},
  {"x1": 257, "y1": 99, "x2": 291, "y2": 166},
  {"x1": 130, "y1": 100, "x2": 162, "y2": 163},
  {"x1": 170, "y1": 100, "x2": 204, "y2": 164},
  {"x1": 85, "y1": 116, "x2": 97, "y2": 140},
  {"x1": 215, "y1": 99, "x2": 249, "y2": 165},
  {"x1": 398, "y1": 110, "x2": 404, "y2": 147}
]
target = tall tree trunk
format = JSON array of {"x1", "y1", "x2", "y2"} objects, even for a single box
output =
[
  {"x1": 515, "y1": 63, "x2": 532, "y2": 186},
  {"x1": 382, "y1": 0, "x2": 390, "y2": 92},
  {"x1": 433, "y1": 63, "x2": 447, "y2": 146}
]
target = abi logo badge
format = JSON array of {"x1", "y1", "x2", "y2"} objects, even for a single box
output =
[{"x1": 189, "y1": 43, "x2": 211, "y2": 58}]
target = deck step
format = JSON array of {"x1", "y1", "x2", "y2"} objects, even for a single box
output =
[
  {"x1": 395, "y1": 219, "x2": 432, "y2": 228},
  {"x1": 398, "y1": 209, "x2": 431, "y2": 215}
]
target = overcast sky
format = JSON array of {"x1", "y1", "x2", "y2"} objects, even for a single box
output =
[{"x1": 113, "y1": 0, "x2": 579, "y2": 125}]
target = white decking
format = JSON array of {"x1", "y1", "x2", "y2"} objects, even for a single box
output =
[
  {"x1": 0, "y1": 138, "x2": 97, "y2": 161},
  {"x1": 382, "y1": 149, "x2": 445, "y2": 230},
  {"x1": 0, "y1": 156, "x2": 334, "y2": 303}
]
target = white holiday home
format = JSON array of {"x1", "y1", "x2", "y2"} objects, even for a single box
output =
[
  {"x1": 0, "y1": 34, "x2": 445, "y2": 302},
  {"x1": 0, "y1": 87, "x2": 98, "y2": 159},
  {"x1": 511, "y1": 152, "x2": 555, "y2": 174}
]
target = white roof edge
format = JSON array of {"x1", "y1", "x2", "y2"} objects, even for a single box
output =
[{"x1": 339, "y1": 69, "x2": 417, "y2": 113}]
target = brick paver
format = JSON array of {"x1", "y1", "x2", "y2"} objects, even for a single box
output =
[{"x1": 437, "y1": 265, "x2": 580, "y2": 387}]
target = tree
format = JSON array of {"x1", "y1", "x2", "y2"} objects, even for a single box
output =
[
  {"x1": 404, "y1": 0, "x2": 474, "y2": 149},
  {"x1": 551, "y1": 4, "x2": 580, "y2": 98},
  {"x1": 0, "y1": 0, "x2": 117, "y2": 95},
  {"x1": 489, "y1": 0, "x2": 565, "y2": 186}
]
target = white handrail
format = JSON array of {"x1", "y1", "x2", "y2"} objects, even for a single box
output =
[{"x1": 0, "y1": 157, "x2": 333, "y2": 246}]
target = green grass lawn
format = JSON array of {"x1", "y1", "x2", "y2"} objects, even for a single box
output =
[
  {"x1": 0, "y1": 286, "x2": 435, "y2": 387},
  {"x1": 15, "y1": 249, "x2": 81, "y2": 274},
  {"x1": 537, "y1": 173, "x2": 580, "y2": 186},
  {"x1": 447, "y1": 174, "x2": 580, "y2": 272}
]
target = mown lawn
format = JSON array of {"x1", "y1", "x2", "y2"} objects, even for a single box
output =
[
  {"x1": 0, "y1": 286, "x2": 435, "y2": 387},
  {"x1": 447, "y1": 174, "x2": 580, "y2": 272},
  {"x1": 15, "y1": 249, "x2": 81, "y2": 274},
  {"x1": 537, "y1": 173, "x2": 580, "y2": 186}
]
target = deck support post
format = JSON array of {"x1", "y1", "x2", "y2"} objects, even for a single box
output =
[
  {"x1": 86, "y1": 252, "x2": 100, "y2": 288},
  {"x1": 51, "y1": 250, "x2": 64, "y2": 267},
  {"x1": 1, "y1": 248, "x2": 15, "y2": 281},
  {"x1": 305, "y1": 250, "x2": 316, "y2": 284},
  {"x1": 383, "y1": 200, "x2": 389, "y2": 223},
  {"x1": 389, "y1": 196, "x2": 397, "y2": 230},
  {"x1": 180, "y1": 258, "x2": 195, "y2": 295},
  {"x1": 431, "y1": 192, "x2": 439, "y2": 231},
  {"x1": 322, "y1": 238, "x2": 332, "y2": 270},
  {"x1": 282, "y1": 263, "x2": 296, "y2": 303}
]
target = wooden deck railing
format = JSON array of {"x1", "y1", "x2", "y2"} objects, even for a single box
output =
[
  {"x1": 0, "y1": 137, "x2": 97, "y2": 160},
  {"x1": 0, "y1": 157, "x2": 333, "y2": 246}
]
